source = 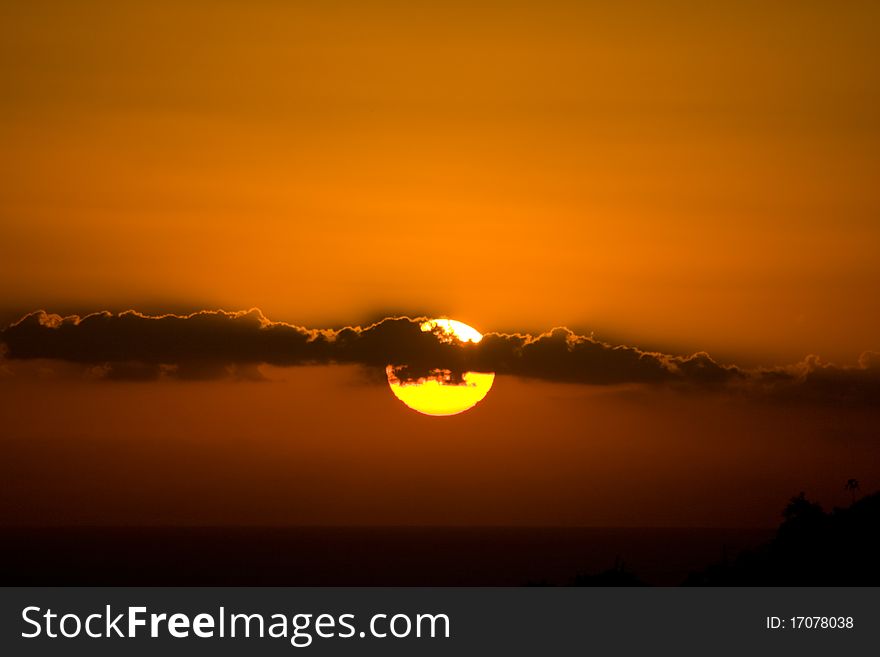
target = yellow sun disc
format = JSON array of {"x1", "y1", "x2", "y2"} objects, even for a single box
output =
[
  {"x1": 386, "y1": 319, "x2": 495, "y2": 416},
  {"x1": 420, "y1": 318, "x2": 484, "y2": 343}
]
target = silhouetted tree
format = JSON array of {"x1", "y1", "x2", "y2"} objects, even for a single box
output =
[
  {"x1": 571, "y1": 558, "x2": 645, "y2": 586},
  {"x1": 782, "y1": 492, "x2": 823, "y2": 524},
  {"x1": 685, "y1": 489, "x2": 880, "y2": 586},
  {"x1": 845, "y1": 478, "x2": 861, "y2": 504}
]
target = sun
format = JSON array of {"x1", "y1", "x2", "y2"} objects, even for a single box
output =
[
  {"x1": 386, "y1": 368, "x2": 496, "y2": 417},
  {"x1": 386, "y1": 319, "x2": 495, "y2": 417},
  {"x1": 419, "y1": 318, "x2": 484, "y2": 344}
]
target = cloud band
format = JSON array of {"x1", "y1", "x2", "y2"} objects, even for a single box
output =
[{"x1": 1, "y1": 309, "x2": 878, "y2": 404}]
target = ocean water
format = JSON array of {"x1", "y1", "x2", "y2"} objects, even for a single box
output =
[{"x1": 0, "y1": 526, "x2": 773, "y2": 586}]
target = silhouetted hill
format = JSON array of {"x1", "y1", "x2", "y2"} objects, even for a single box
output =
[
  {"x1": 684, "y1": 491, "x2": 880, "y2": 585},
  {"x1": 571, "y1": 560, "x2": 646, "y2": 586}
]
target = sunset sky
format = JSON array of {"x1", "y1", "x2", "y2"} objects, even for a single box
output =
[{"x1": 2, "y1": 1, "x2": 879, "y2": 529}]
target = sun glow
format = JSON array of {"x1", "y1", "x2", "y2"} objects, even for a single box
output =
[
  {"x1": 420, "y1": 318, "x2": 484, "y2": 344},
  {"x1": 386, "y1": 368, "x2": 495, "y2": 417},
  {"x1": 386, "y1": 319, "x2": 495, "y2": 416}
]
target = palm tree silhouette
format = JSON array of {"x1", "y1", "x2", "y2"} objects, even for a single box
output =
[{"x1": 844, "y1": 478, "x2": 861, "y2": 504}]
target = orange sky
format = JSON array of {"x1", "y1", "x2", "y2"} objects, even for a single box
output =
[
  {"x1": 2, "y1": 1, "x2": 879, "y2": 364},
  {"x1": 2, "y1": 2, "x2": 880, "y2": 530},
  {"x1": 2, "y1": 365, "x2": 876, "y2": 528}
]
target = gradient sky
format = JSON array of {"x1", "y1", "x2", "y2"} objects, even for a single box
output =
[
  {"x1": 2, "y1": 1, "x2": 879, "y2": 529},
  {"x1": 3, "y1": 0, "x2": 879, "y2": 364},
  {"x1": 2, "y1": 363, "x2": 877, "y2": 527}
]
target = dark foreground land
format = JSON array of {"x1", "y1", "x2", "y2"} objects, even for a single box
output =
[
  {"x1": 2, "y1": 492, "x2": 876, "y2": 586},
  {"x1": 0, "y1": 526, "x2": 769, "y2": 586},
  {"x1": 685, "y1": 490, "x2": 880, "y2": 585}
]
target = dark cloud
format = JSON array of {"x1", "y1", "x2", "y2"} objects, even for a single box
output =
[
  {"x1": 1, "y1": 309, "x2": 878, "y2": 405},
  {"x1": 765, "y1": 353, "x2": 880, "y2": 407},
  {"x1": 0, "y1": 310, "x2": 474, "y2": 381}
]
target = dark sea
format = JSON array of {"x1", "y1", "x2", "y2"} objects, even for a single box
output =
[{"x1": 0, "y1": 527, "x2": 773, "y2": 586}]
